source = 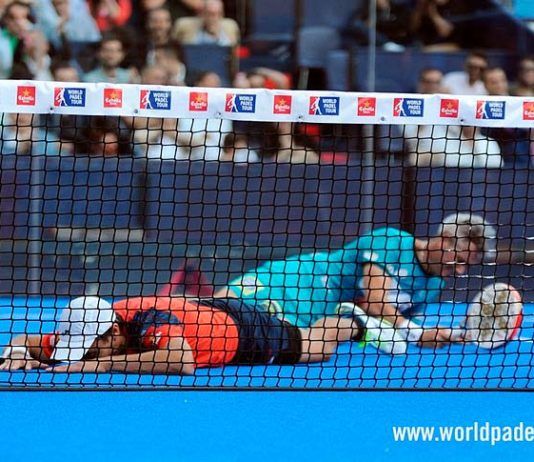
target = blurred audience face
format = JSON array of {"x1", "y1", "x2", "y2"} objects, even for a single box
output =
[
  {"x1": 99, "y1": 39, "x2": 125, "y2": 69},
  {"x1": 23, "y1": 29, "x2": 50, "y2": 58},
  {"x1": 195, "y1": 71, "x2": 221, "y2": 87},
  {"x1": 518, "y1": 57, "x2": 534, "y2": 87},
  {"x1": 140, "y1": 0, "x2": 166, "y2": 11},
  {"x1": 465, "y1": 54, "x2": 488, "y2": 83},
  {"x1": 147, "y1": 8, "x2": 172, "y2": 44},
  {"x1": 3, "y1": 2, "x2": 32, "y2": 37},
  {"x1": 154, "y1": 47, "x2": 185, "y2": 85},
  {"x1": 52, "y1": 64, "x2": 80, "y2": 82},
  {"x1": 202, "y1": 0, "x2": 224, "y2": 33},
  {"x1": 141, "y1": 65, "x2": 168, "y2": 85},
  {"x1": 484, "y1": 68, "x2": 509, "y2": 96},
  {"x1": 417, "y1": 69, "x2": 444, "y2": 94}
]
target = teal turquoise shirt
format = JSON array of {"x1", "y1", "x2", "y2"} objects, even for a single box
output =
[{"x1": 228, "y1": 227, "x2": 445, "y2": 327}]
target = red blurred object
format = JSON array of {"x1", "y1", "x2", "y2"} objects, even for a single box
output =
[{"x1": 159, "y1": 260, "x2": 214, "y2": 297}]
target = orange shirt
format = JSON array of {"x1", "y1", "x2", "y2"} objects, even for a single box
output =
[{"x1": 112, "y1": 297, "x2": 239, "y2": 368}]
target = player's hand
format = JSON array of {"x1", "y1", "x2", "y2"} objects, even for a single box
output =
[
  {"x1": 0, "y1": 357, "x2": 48, "y2": 371},
  {"x1": 49, "y1": 360, "x2": 110, "y2": 373},
  {"x1": 418, "y1": 328, "x2": 457, "y2": 349}
]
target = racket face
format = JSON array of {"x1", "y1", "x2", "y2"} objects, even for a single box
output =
[{"x1": 465, "y1": 283, "x2": 523, "y2": 349}]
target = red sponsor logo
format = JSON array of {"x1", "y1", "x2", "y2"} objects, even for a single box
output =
[
  {"x1": 273, "y1": 95, "x2": 292, "y2": 115},
  {"x1": 523, "y1": 101, "x2": 534, "y2": 121},
  {"x1": 357, "y1": 97, "x2": 376, "y2": 116},
  {"x1": 103, "y1": 88, "x2": 123, "y2": 108},
  {"x1": 17, "y1": 86, "x2": 36, "y2": 106},
  {"x1": 189, "y1": 91, "x2": 208, "y2": 111},
  {"x1": 440, "y1": 98, "x2": 459, "y2": 118}
]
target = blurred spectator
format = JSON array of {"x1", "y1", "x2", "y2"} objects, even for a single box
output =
[
  {"x1": 47, "y1": 60, "x2": 86, "y2": 154},
  {"x1": 0, "y1": 113, "x2": 64, "y2": 156},
  {"x1": 483, "y1": 66, "x2": 509, "y2": 96},
  {"x1": 221, "y1": 133, "x2": 260, "y2": 163},
  {"x1": 403, "y1": 68, "x2": 502, "y2": 168},
  {"x1": 51, "y1": 58, "x2": 80, "y2": 81},
  {"x1": 122, "y1": 65, "x2": 174, "y2": 157},
  {"x1": 343, "y1": 0, "x2": 414, "y2": 49},
  {"x1": 411, "y1": 0, "x2": 473, "y2": 51},
  {"x1": 136, "y1": 6, "x2": 174, "y2": 67},
  {"x1": 169, "y1": 71, "x2": 232, "y2": 160},
  {"x1": 481, "y1": 67, "x2": 531, "y2": 167},
  {"x1": 173, "y1": 0, "x2": 239, "y2": 46},
  {"x1": 0, "y1": 1, "x2": 34, "y2": 78},
  {"x1": 233, "y1": 67, "x2": 290, "y2": 90},
  {"x1": 152, "y1": 42, "x2": 186, "y2": 85},
  {"x1": 416, "y1": 67, "x2": 445, "y2": 94},
  {"x1": 442, "y1": 52, "x2": 488, "y2": 95},
  {"x1": 139, "y1": 63, "x2": 168, "y2": 85},
  {"x1": 406, "y1": 125, "x2": 503, "y2": 168},
  {"x1": 87, "y1": 0, "x2": 132, "y2": 32},
  {"x1": 83, "y1": 34, "x2": 137, "y2": 83},
  {"x1": 82, "y1": 116, "x2": 132, "y2": 156},
  {"x1": 34, "y1": 0, "x2": 100, "y2": 51},
  {"x1": 511, "y1": 56, "x2": 534, "y2": 97},
  {"x1": 21, "y1": 29, "x2": 53, "y2": 80},
  {"x1": 275, "y1": 122, "x2": 320, "y2": 164}
]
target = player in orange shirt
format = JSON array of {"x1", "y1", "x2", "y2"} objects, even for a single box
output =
[{"x1": 0, "y1": 296, "x2": 369, "y2": 374}]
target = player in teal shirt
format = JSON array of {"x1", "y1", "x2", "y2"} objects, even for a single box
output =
[{"x1": 216, "y1": 213, "x2": 496, "y2": 349}]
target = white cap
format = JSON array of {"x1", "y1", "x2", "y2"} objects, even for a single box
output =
[{"x1": 51, "y1": 297, "x2": 116, "y2": 362}]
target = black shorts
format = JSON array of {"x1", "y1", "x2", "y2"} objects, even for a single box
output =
[{"x1": 198, "y1": 298, "x2": 302, "y2": 365}]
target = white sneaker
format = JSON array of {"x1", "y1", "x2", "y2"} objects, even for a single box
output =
[{"x1": 337, "y1": 302, "x2": 407, "y2": 355}]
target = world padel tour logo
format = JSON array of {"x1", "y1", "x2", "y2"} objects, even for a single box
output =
[
  {"x1": 189, "y1": 91, "x2": 208, "y2": 111},
  {"x1": 476, "y1": 101, "x2": 505, "y2": 120},
  {"x1": 440, "y1": 99, "x2": 459, "y2": 118},
  {"x1": 103, "y1": 88, "x2": 123, "y2": 108},
  {"x1": 225, "y1": 94, "x2": 256, "y2": 113},
  {"x1": 54, "y1": 87, "x2": 86, "y2": 107},
  {"x1": 393, "y1": 98, "x2": 424, "y2": 117},
  {"x1": 140, "y1": 90, "x2": 172, "y2": 110},
  {"x1": 523, "y1": 102, "x2": 534, "y2": 121},
  {"x1": 17, "y1": 86, "x2": 36, "y2": 106},
  {"x1": 273, "y1": 95, "x2": 292, "y2": 114},
  {"x1": 309, "y1": 96, "x2": 339, "y2": 115},
  {"x1": 357, "y1": 97, "x2": 376, "y2": 116}
]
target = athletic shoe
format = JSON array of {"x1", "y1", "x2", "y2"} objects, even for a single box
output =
[{"x1": 337, "y1": 302, "x2": 407, "y2": 355}]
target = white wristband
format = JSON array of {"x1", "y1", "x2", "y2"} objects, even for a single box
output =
[
  {"x1": 397, "y1": 319, "x2": 424, "y2": 343},
  {"x1": 2, "y1": 346, "x2": 31, "y2": 359}
]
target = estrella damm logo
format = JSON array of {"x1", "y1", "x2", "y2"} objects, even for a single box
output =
[
  {"x1": 17, "y1": 86, "x2": 36, "y2": 106},
  {"x1": 522, "y1": 101, "x2": 534, "y2": 121},
  {"x1": 140, "y1": 90, "x2": 172, "y2": 110},
  {"x1": 225, "y1": 94, "x2": 256, "y2": 113},
  {"x1": 273, "y1": 95, "x2": 292, "y2": 114},
  {"x1": 309, "y1": 96, "x2": 340, "y2": 115},
  {"x1": 357, "y1": 97, "x2": 376, "y2": 116},
  {"x1": 476, "y1": 100, "x2": 505, "y2": 120},
  {"x1": 440, "y1": 99, "x2": 459, "y2": 118},
  {"x1": 189, "y1": 91, "x2": 208, "y2": 111},
  {"x1": 103, "y1": 88, "x2": 123, "y2": 108},
  {"x1": 393, "y1": 98, "x2": 424, "y2": 117},
  {"x1": 54, "y1": 87, "x2": 86, "y2": 107}
]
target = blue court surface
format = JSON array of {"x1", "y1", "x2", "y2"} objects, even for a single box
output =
[{"x1": 0, "y1": 297, "x2": 533, "y2": 461}]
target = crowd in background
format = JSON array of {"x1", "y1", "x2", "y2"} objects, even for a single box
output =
[{"x1": 0, "y1": 0, "x2": 532, "y2": 167}]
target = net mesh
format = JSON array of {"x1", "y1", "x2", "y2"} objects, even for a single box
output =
[{"x1": 0, "y1": 83, "x2": 532, "y2": 389}]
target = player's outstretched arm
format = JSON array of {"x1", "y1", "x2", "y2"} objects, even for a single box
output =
[
  {"x1": 51, "y1": 337, "x2": 196, "y2": 375},
  {"x1": 0, "y1": 335, "x2": 51, "y2": 371},
  {"x1": 360, "y1": 264, "x2": 455, "y2": 349}
]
